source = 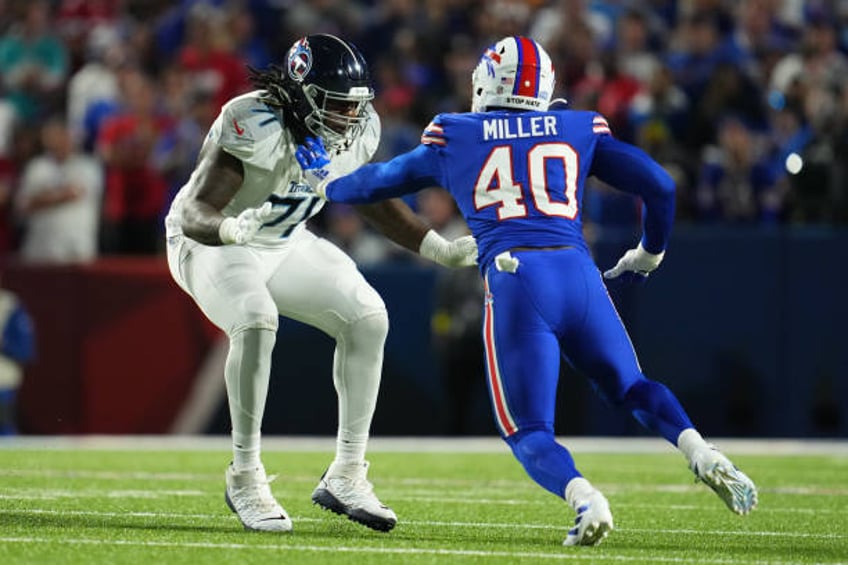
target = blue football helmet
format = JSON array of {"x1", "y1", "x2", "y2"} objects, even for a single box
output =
[{"x1": 279, "y1": 34, "x2": 374, "y2": 149}]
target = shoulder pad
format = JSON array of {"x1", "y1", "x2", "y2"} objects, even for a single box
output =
[
  {"x1": 220, "y1": 92, "x2": 281, "y2": 142},
  {"x1": 215, "y1": 92, "x2": 283, "y2": 165},
  {"x1": 360, "y1": 102, "x2": 381, "y2": 159}
]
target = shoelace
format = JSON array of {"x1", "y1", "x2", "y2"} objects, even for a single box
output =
[
  {"x1": 233, "y1": 474, "x2": 280, "y2": 514},
  {"x1": 331, "y1": 476, "x2": 378, "y2": 505}
]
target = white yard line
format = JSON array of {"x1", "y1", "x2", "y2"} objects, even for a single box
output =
[
  {"x1": 3, "y1": 469, "x2": 848, "y2": 497},
  {"x1": 5, "y1": 508, "x2": 847, "y2": 540},
  {"x1": 0, "y1": 536, "x2": 828, "y2": 564},
  {"x1": 2, "y1": 436, "x2": 848, "y2": 455}
]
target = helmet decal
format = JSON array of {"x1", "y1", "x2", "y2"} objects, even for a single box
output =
[
  {"x1": 514, "y1": 37, "x2": 540, "y2": 98},
  {"x1": 483, "y1": 47, "x2": 500, "y2": 78},
  {"x1": 287, "y1": 38, "x2": 312, "y2": 82},
  {"x1": 274, "y1": 34, "x2": 375, "y2": 150}
]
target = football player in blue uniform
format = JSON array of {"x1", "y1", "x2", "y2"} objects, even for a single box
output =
[{"x1": 295, "y1": 36, "x2": 758, "y2": 546}]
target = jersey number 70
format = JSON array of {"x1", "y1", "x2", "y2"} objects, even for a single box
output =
[{"x1": 473, "y1": 142, "x2": 579, "y2": 220}]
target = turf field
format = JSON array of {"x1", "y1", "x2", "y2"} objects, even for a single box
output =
[{"x1": 1, "y1": 437, "x2": 846, "y2": 564}]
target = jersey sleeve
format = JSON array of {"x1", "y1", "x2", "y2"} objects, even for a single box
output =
[
  {"x1": 591, "y1": 113, "x2": 612, "y2": 137},
  {"x1": 325, "y1": 143, "x2": 443, "y2": 204},
  {"x1": 590, "y1": 135, "x2": 675, "y2": 254},
  {"x1": 420, "y1": 116, "x2": 447, "y2": 147},
  {"x1": 212, "y1": 96, "x2": 281, "y2": 170}
]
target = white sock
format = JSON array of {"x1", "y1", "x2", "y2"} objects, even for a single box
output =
[
  {"x1": 334, "y1": 432, "x2": 368, "y2": 466},
  {"x1": 564, "y1": 477, "x2": 595, "y2": 510},
  {"x1": 225, "y1": 327, "x2": 276, "y2": 472},
  {"x1": 233, "y1": 431, "x2": 262, "y2": 471},
  {"x1": 677, "y1": 428, "x2": 710, "y2": 463},
  {"x1": 331, "y1": 311, "x2": 386, "y2": 470}
]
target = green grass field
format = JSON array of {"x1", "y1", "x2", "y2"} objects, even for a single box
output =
[{"x1": 1, "y1": 437, "x2": 846, "y2": 564}]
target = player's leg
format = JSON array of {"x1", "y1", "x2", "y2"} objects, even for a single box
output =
[
  {"x1": 562, "y1": 252, "x2": 757, "y2": 514},
  {"x1": 483, "y1": 257, "x2": 612, "y2": 546},
  {"x1": 266, "y1": 230, "x2": 395, "y2": 531},
  {"x1": 167, "y1": 236, "x2": 291, "y2": 532}
]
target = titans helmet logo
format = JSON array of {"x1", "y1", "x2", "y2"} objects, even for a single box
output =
[{"x1": 287, "y1": 38, "x2": 312, "y2": 82}]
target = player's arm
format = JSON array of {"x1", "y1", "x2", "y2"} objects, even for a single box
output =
[
  {"x1": 325, "y1": 144, "x2": 441, "y2": 204},
  {"x1": 297, "y1": 139, "x2": 475, "y2": 266},
  {"x1": 180, "y1": 143, "x2": 243, "y2": 245},
  {"x1": 590, "y1": 135, "x2": 675, "y2": 254},
  {"x1": 356, "y1": 195, "x2": 475, "y2": 268},
  {"x1": 355, "y1": 199, "x2": 429, "y2": 253},
  {"x1": 180, "y1": 144, "x2": 276, "y2": 246},
  {"x1": 296, "y1": 137, "x2": 441, "y2": 203}
]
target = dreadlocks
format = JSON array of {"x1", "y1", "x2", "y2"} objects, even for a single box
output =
[
  {"x1": 247, "y1": 65, "x2": 287, "y2": 106},
  {"x1": 246, "y1": 65, "x2": 311, "y2": 144}
]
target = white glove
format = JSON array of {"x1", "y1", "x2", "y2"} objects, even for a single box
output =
[
  {"x1": 419, "y1": 230, "x2": 478, "y2": 268},
  {"x1": 603, "y1": 242, "x2": 665, "y2": 281},
  {"x1": 218, "y1": 202, "x2": 278, "y2": 245},
  {"x1": 295, "y1": 136, "x2": 334, "y2": 199}
]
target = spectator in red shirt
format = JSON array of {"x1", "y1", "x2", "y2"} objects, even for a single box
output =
[{"x1": 96, "y1": 68, "x2": 174, "y2": 254}]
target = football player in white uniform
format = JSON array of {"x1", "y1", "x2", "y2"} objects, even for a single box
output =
[{"x1": 164, "y1": 34, "x2": 477, "y2": 534}]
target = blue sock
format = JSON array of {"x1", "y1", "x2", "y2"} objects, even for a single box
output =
[
  {"x1": 622, "y1": 378, "x2": 693, "y2": 444},
  {"x1": 505, "y1": 429, "x2": 581, "y2": 498}
]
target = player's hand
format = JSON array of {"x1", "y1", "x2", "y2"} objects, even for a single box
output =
[
  {"x1": 603, "y1": 242, "x2": 664, "y2": 284},
  {"x1": 419, "y1": 230, "x2": 478, "y2": 268},
  {"x1": 218, "y1": 202, "x2": 278, "y2": 245},
  {"x1": 295, "y1": 136, "x2": 333, "y2": 198}
]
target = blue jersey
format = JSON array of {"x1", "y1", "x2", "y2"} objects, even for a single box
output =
[
  {"x1": 324, "y1": 108, "x2": 695, "y2": 473},
  {"x1": 325, "y1": 109, "x2": 675, "y2": 270}
]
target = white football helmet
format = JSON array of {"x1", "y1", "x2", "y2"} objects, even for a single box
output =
[{"x1": 471, "y1": 36, "x2": 555, "y2": 113}]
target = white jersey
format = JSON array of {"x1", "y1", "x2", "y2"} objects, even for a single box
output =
[{"x1": 165, "y1": 90, "x2": 380, "y2": 247}]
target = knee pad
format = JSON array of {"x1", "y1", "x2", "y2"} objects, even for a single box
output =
[
  {"x1": 344, "y1": 308, "x2": 389, "y2": 343},
  {"x1": 229, "y1": 292, "x2": 279, "y2": 335}
]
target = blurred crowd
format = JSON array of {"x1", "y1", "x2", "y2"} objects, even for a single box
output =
[{"x1": 0, "y1": 0, "x2": 847, "y2": 267}]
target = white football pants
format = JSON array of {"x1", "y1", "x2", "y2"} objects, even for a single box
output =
[{"x1": 166, "y1": 228, "x2": 388, "y2": 459}]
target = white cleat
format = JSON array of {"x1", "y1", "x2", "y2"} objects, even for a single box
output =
[
  {"x1": 563, "y1": 490, "x2": 614, "y2": 547},
  {"x1": 312, "y1": 460, "x2": 397, "y2": 532},
  {"x1": 225, "y1": 463, "x2": 292, "y2": 532},
  {"x1": 691, "y1": 447, "x2": 758, "y2": 515}
]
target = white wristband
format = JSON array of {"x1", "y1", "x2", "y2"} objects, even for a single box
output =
[
  {"x1": 218, "y1": 217, "x2": 239, "y2": 245},
  {"x1": 418, "y1": 229, "x2": 446, "y2": 261}
]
